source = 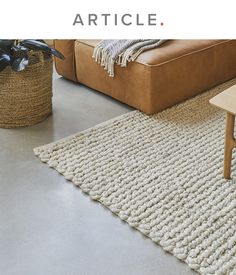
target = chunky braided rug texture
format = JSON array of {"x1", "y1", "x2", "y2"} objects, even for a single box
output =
[{"x1": 34, "y1": 79, "x2": 236, "y2": 275}]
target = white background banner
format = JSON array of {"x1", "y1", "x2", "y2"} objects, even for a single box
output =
[{"x1": 1, "y1": 0, "x2": 236, "y2": 38}]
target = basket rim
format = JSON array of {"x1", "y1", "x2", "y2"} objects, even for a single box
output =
[{"x1": 0, "y1": 52, "x2": 52, "y2": 74}]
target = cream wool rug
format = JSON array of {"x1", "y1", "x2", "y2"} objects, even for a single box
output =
[{"x1": 34, "y1": 79, "x2": 236, "y2": 275}]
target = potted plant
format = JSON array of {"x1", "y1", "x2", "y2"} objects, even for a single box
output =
[{"x1": 0, "y1": 39, "x2": 64, "y2": 128}]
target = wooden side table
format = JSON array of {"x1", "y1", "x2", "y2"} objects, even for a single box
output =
[{"x1": 209, "y1": 85, "x2": 236, "y2": 179}]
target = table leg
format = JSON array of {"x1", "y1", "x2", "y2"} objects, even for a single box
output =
[{"x1": 224, "y1": 112, "x2": 235, "y2": 179}]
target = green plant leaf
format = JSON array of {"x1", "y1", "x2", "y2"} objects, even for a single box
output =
[
  {"x1": 12, "y1": 44, "x2": 28, "y2": 53},
  {"x1": 11, "y1": 55, "x2": 29, "y2": 72},
  {"x1": 21, "y1": 39, "x2": 50, "y2": 52},
  {"x1": 50, "y1": 47, "x2": 65, "y2": 60},
  {"x1": 36, "y1": 39, "x2": 46, "y2": 44},
  {"x1": 0, "y1": 53, "x2": 11, "y2": 72},
  {"x1": 0, "y1": 40, "x2": 15, "y2": 47},
  {"x1": 21, "y1": 40, "x2": 64, "y2": 60},
  {"x1": 0, "y1": 40, "x2": 15, "y2": 55}
]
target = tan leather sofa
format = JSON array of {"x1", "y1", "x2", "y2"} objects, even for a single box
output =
[{"x1": 54, "y1": 40, "x2": 236, "y2": 114}]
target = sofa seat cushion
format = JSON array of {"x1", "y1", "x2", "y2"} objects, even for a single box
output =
[
  {"x1": 53, "y1": 39, "x2": 236, "y2": 114},
  {"x1": 73, "y1": 39, "x2": 236, "y2": 114},
  {"x1": 78, "y1": 39, "x2": 224, "y2": 66}
]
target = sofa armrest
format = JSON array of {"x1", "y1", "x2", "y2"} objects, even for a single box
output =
[{"x1": 54, "y1": 40, "x2": 77, "y2": 82}]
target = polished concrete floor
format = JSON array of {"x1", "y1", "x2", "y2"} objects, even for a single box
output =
[{"x1": 0, "y1": 73, "x2": 196, "y2": 275}]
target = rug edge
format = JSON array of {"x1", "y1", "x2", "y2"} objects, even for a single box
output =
[
  {"x1": 34, "y1": 77, "x2": 236, "y2": 155},
  {"x1": 33, "y1": 110, "x2": 139, "y2": 155}
]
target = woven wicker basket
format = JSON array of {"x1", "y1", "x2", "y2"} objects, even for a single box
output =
[{"x1": 0, "y1": 52, "x2": 53, "y2": 128}]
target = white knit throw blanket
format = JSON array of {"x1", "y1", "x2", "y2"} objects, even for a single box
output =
[{"x1": 92, "y1": 39, "x2": 167, "y2": 77}]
